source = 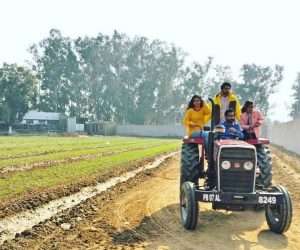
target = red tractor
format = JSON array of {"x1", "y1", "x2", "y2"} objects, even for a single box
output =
[{"x1": 180, "y1": 99, "x2": 292, "y2": 233}]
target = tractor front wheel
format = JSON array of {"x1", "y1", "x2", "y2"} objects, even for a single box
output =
[
  {"x1": 265, "y1": 185, "x2": 293, "y2": 234},
  {"x1": 180, "y1": 181, "x2": 199, "y2": 230}
]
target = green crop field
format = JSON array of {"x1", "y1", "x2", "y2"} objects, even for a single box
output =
[{"x1": 0, "y1": 136, "x2": 179, "y2": 202}]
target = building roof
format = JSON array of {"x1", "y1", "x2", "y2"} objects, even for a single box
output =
[{"x1": 23, "y1": 111, "x2": 62, "y2": 121}]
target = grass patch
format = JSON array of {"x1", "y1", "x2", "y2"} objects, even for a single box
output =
[
  {"x1": 0, "y1": 136, "x2": 149, "y2": 159},
  {"x1": 0, "y1": 136, "x2": 179, "y2": 201},
  {"x1": 0, "y1": 140, "x2": 167, "y2": 170}
]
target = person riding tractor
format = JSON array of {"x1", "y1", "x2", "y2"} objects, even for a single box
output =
[
  {"x1": 212, "y1": 82, "x2": 241, "y2": 124},
  {"x1": 182, "y1": 82, "x2": 243, "y2": 153},
  {"x1": 183, "y1": 82, "x2": 242, "y2": 139},
  {"x1": 220, "y1": 109, "x2": 244, "y2": 140},
  {"x1": 182, "y1": 82, "x2": 271, "y2": 188},
  {"x1": 182, "y1": 95, "x2": 211, "y2": 137},
  {"x1": 240, "y1": 100, "x2": 264, "y2": 140}
]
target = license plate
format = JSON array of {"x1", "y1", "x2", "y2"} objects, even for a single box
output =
[
  {"x1": 258, "y1": 196, "x2": 277, "y2": 204},
  {"x1": 202, "y1": 193, "x2": 221, "y2": 202}
]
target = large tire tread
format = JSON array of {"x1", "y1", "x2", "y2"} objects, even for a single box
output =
[
  {"x1": 265, "y1": 185, "x2": 293, "y2": 234},
  {"x1": 180, "y1": 181, "x2": 199, "y2": 230},
  {"x1": 256, "y1": 145, "x2": 272, "y2": 188},
  {"x1": 180, "y1": 143, "x2": 201, "y2": 186}
]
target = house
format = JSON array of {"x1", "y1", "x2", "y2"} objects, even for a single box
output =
[
  {"x1": 22, "y1": 111, "x2": 64, "y2": 126},
  {"x1": 21, "y1": 111, "x2": 87, "y2": 133},
  {"x1": 20, "y1": 111, "x2": 66, "y2": 132}
]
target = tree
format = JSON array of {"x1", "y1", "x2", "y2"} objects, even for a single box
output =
[
  {"x1": 75, "y1": 32, "x2": 129, "y2": 122},
  {"x1": 290, "y1": 73, "x2": 300, "y2": 119},
  {"x1": 137, "y1": 40, "x2": 186, "y2": 124},
  {"x1": 30, "y1": 29, "x2": 83, "y2": 116},
  {"x1": 180, "y1": 57, "x2": 213, "y2": 100},
  {"x1": 0, "y1": 63, "x2": 37, "y2": 126},
  {"x1": 75, "y1": 32, "x2": 190, "y2": 124},
  {"x1": 236, "y1": 64, "x2": 283, "y2": 115},
  {"x1": 152, "y1": 45, "x2": 186, "y2": 124},
  {"x1": 29, "y1": 28, "x2": 284, "y2": 125}
]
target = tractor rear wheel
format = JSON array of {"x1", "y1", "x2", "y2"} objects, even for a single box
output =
[
  {"x1": 256, "y1": 145, "x2": 272, "y2": 188},
  {"x1": 180, "y1": 143, "x2": 201, "y2": 186},
  {"x1": 265, "y1": 185, "x2": 293, "y2": 234}
]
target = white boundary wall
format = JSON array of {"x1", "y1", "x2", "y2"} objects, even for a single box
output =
[
  {"x1": 268, "y1": 119, "x2": 300, "y2": 155},
  {"x1": 117, "y1": 120, "x2": 300, "y2": 155},
  {"x1": 116, "y1": 125, "x2": 184, "y2": 138}
]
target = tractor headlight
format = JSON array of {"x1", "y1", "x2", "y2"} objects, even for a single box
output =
[
  {"x1": 244, "y1": 161, "x2": 254, "y2": 170},
  {"x1": 221, "y1": 160, "x2": 231, "y2": 170}
]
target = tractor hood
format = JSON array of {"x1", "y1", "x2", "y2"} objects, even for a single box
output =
[
  {"x1": 215, "y1": 139, "x2": 254, "y2": 147},
  {"x1": 213, "y1": 139, "x2": 256, "y2": 162}
]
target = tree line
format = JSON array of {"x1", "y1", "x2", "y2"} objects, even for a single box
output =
[
  {"x1": 290, "y1": 73, "x2": 300, "y2": 119},
  {"x1": 1, "y1": 29, "x2": 298, "y2": 125}
]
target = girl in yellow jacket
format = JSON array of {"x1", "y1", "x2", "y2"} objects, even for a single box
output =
[{"x1": 183, "y1": 95, "x2": 211, "y2": 137}]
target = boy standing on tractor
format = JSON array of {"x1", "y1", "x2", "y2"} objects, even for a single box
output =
[{"x1": 213, "y1": 82, "x2": 241, "y2": 124}]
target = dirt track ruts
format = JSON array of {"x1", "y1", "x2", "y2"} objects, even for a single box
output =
[{"x1": 1, "y1": 148, "x2": 300, "y2": 250}]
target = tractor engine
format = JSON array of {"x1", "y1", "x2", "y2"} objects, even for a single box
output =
[{"x1": 214, "y1": 140, "x2": 257, "y2": 193}]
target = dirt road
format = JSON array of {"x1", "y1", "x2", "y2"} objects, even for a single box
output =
[{"x1": 1, "y1": 148, "x2": 300, "y2": 250}]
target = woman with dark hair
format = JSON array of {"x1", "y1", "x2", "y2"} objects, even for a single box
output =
[
  {"x1": 241, "y1": 101, "x2": 254, "y2": 113},
  {"x1": 183, "y1": 95, "x2": 211, "y2": 137},
  {"x1": 240, "y1": 101, "x2": 264, "y2": 139}
]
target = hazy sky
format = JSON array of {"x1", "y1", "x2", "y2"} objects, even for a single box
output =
[{"x1": 1, "y1": 0, "x2": 300, "y2": 121}]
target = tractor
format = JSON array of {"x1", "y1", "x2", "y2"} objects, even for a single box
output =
[{"x1": 180, "y1": 99, "x2": 293, "y2": 234}]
